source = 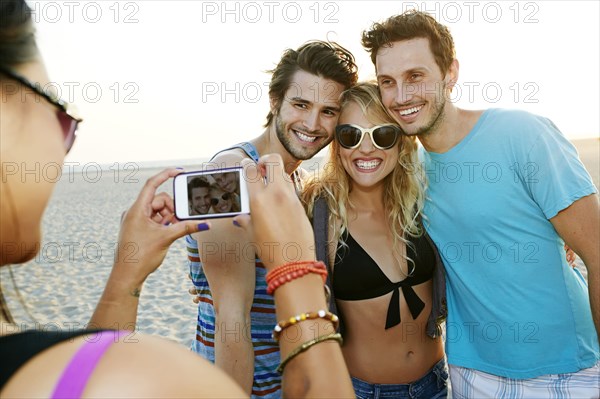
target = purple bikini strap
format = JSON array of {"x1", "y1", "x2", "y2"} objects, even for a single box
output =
[{"x1": 51, "y1": 330, "x2": 128, "y2": 399}]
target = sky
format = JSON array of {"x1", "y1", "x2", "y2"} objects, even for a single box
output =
[{"x1": 31, "y1": 0, "x2": 600, "y2": 165}]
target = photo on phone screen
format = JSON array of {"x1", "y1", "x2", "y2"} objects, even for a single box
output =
[{"x1": 173, "y1": 167, "x2": 249, "y2": 220}]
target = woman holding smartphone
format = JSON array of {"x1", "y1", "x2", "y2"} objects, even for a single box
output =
[
  {"x1": 302, "y1": 82, "x2": 448, "y2": 398},
  {"x1": 0, "y1": 1, "x2": 353, "y2": 397}
]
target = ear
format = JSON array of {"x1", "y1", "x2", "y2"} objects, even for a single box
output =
[{"x1": 446, "y1": 59, "x2": 459, "y2": 91}]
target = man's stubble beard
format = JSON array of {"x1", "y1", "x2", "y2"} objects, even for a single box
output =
[
  {"x1": 399, "y1": 82, "x2": 449, "y2": 139},
  {"x1": 274, "y1": 113, "x2": 331, "y2": 161}
]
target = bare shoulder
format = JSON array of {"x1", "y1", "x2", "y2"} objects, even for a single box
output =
[
  {"x1": 209, "y1": 148, "x2": 250, "y2": 169},
  {"x1": 90, "y1": 334, "x2": 247, "y2": 397},
  {"x1": 1, "y1": 332, "x2": 246, "y2": 398}
]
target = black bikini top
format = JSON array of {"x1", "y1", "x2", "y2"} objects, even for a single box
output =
[{"x1": 333, "y1": 230, "x2": 436, "y2": 329}]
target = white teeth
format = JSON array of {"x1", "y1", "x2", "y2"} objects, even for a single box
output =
[
  {"x1": 295, "y1": 131, "x2": 316, "y2": 143},
  {"x1": 355, "y1": 160, "x2": 381, "y2": 170},
  {"x1": 399, "y1": 105, "x2": 422, "y2": 116}
]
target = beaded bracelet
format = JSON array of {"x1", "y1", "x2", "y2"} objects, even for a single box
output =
[
  {"x1": 272, "y1": 309, "x2": 339, "y2": 341},
  {"x1": 266, "y1": 260, "x2": 328, "y2": 284},
  {"x1": 277, "y1": 332, "x2": 343, "y2": 374},
  {"x1": 266, "y1": 260, "x2": 328, "y2": 295}
]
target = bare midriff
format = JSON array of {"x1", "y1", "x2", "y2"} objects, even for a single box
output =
[{"x1": 338, "y1": 280, "x2": 444, "y2": 384}]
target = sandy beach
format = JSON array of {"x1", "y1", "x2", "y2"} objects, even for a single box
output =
[{"x1": 1, "y1": 138, "x2": 597, "y2": 347}]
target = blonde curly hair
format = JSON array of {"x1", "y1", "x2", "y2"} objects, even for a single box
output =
[{"x1": 301, "y1": 81, "x2": 425, "y2": 272}]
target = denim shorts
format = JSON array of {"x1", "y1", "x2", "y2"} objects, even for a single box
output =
[{"x1": 351, "y1": 357, "x2": 448, "y2": 399}]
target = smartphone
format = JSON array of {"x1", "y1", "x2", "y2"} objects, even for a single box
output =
[{"x1": 174, "y1": 166, "x2": 249, "y2": 220}]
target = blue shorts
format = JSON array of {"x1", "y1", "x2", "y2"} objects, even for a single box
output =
[{"x1": 351, "y1": 357, "x2": 448, "y2": 399}]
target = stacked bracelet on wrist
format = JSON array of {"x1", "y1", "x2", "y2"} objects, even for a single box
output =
[
  {"x1": 277, "y1": 332, "x2": 343, "y2": 374},
  {"x1": 272, "y1": 309, "x2": 339, "y2": 341},
  {"x1": 265, "y1": 260, "x2": 328, "y2": 295}
]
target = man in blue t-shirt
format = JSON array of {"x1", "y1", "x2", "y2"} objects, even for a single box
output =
[{"x1": 362, "y1": 10, "x2": 599, "y2": 397}]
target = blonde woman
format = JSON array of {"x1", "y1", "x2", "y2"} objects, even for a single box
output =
[{"x1": 302, "y1": 82, "x2": 448, "y2": 398}]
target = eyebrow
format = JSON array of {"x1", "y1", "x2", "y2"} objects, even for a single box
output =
[
  {"x1": 288, "y1": 96, "x2": 309, "y2": 104},
  {"x1": 377, "y1": 67, "x2": 429, "y2": 79},
  {"x1": 288, "y1": 97, "x2": 341, "y2": 112}
]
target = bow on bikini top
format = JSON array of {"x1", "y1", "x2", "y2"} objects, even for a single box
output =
[{"x1": 333, "y1": 231, "x2": 435, "y2": 329}]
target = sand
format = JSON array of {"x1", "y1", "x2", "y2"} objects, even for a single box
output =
[{"x1": 1, "y1": 138, "x2": 597, "y2": 346}]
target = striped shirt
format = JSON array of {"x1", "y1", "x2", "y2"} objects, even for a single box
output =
[{"x1": 187, "y1": 235, "x2": 281, "y2": 398}]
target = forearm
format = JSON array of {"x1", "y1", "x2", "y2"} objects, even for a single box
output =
[
  {"x1": 204, "y1": 273, "x2": 255, "y2": 393},
  {"x1": 195, "y1": 219, "x2": 257, "y2": 393},
  {"x1": 274, "y1": 274, "x2": 353, "y2": 398},
  {"x1": 89, "y1": 262, "x2": 144, "y2": 331},
  {"x1": 582, "y1": 255, "x2": 600, "y2": 343},
  {"x1": 236, "y1": 153, "x2": 354, "y2": 397},
  {"x1": 213, "y1": 313, "x2": 254, "y2": 394},
  {"x1": 261, "y1": 244, "x2": 352, "y2": 397},
  {"x1": 549, "y1": 194, "x2": 600, "y2": 344}
]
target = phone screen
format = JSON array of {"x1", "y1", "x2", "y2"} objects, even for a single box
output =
[{"x1": 173, "y1": 167, "x2": 249, "y2": 220}]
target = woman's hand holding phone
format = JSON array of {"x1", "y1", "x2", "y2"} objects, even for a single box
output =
[
  {"x1": 116, "y1": 168, "x2": 210, "y2": 285},
  {"x1": 91, "y1": 168, "x2": 210, "y2": 330}
]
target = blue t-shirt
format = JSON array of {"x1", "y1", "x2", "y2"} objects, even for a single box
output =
[{"x1": 421, "y1": 108, "x2": 599, "y2": 378}]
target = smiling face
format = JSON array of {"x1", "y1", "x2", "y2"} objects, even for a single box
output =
[
  {"x1": 376, "y1": 38, "x2": 457, "y2": 137},
  {"x1": 274, "y1": 70, "x2": 345, "y2": 160},
  {"x1": 337, "y1": 101, "x2": 399, "y2": 191},
  {"x1": 191, "y1": 186, "x2": 211, "y2": 215},
  {"x1": 209, "y1": 186, "x2": 233, "y2": 213}
]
